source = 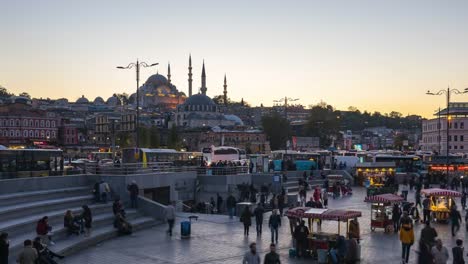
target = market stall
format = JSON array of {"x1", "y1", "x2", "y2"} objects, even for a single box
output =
[
  {"x1": 364, "y1": 193, "x2": 404, "y2": 232},
  {"x1": 356, "y1": 162, "x2": 397, "y2": 196},
  {"x1": 421, "y1": 188, "x2": 462, "y2": 222},
  {"x1": 286, "y1": 207, "x2": 362, "y2": 261}
]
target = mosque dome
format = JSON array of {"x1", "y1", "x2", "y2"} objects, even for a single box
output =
[
  {"x1": 224, "y1": 114, "x2": 244, "y2": 125},
  {"x1": 184, "y1": 94, "x2": 215, "y2": 106},
  {"x1": 145, "y1": 73, "x2": 168, "y2": 88},
  {"x1": 94, "y1": 97, "x2": 105, "y2": 104},
  {"x1": 106, "y1": 96, "x2": 119, "y2": 106},
  {"x1": 76, "y1": 95, "x2": 89, "y2": 104}
]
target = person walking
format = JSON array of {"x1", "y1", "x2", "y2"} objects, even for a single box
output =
[
  {"x1": 392, "y1": 203, "x2": 402, "y2": 233},
  {"x1": 269, "y1": 210, "x2": 281, "y2": 244},
  {"x1": 243, "y1": 243, "x2": 261, "y2": 264},
  {"x1": 241, "y1": 207, "x2": 252, "y2": 236},
  {"x1": 420, "y1": 221, "x2": 438, "y2": 249},
  {"x1": 423, "y1": 196, "x2": 431, "y2": 223},
  {"x1": 399, "y1": 212, "x2": 414, "y2": 264},
  {"x1": 401, "y1": 179, "x2": 409, "y2": 201},
  {"x1": 216, "y1": 193, "x2": 223, "y2": 214},
  {"x1": 81, "y1": 205, "x2": 92, "y2": 237},
  {"x1": 127, "y1": 180, "x2": 139, "y2": 209},
  {"x1": 348, "y1": 218, "x2": 360, "y2": 243},
  {"x1": 165, "y1": 201, "x2": 176, "y2": 236},
  {"x1": 432, "y1": 239, "x2": 449, "y2": 264},
  {"x1": 0, "y1": 233, "x2": 9, "y2": 264},
  {"x1": 415, "y1": 189, "x2": 422, "y2": 208},
  {"x1": 452, "y1": 239, "x2": 465, "y2": 264},
  {"x1": 462, "y1": 192, "x2": 467, "y2": 210},
  {"x1": 226, "y1": 194, "x2": 236, "y2": 219},
  {"x1": 293, "y1": 220, "x2": 309, "y2": 258},
  {"x1": 417, "y1": 240, "x2": 433, "y2": 264},
  {"x1": 254, "y1": 204, "x2": 264, "y2": 235},
  {"x1": 264, "y1": 243, "x2": 281, "y2": 264},
  {"x1": 277, "y1": 193, "x2": 285, "y2": 216},
  {"x1": 450, "y1": 206, "x2": 462, "y2": 236},
  {"x1": 16, "y1": 240, "x2": 38, "y2": 264},
  {"x1": 322, "y1": 190, "x2": 328, "y2": 208}
]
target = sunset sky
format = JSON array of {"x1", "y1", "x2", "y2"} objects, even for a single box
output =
[{"x1": 1, "y1": 0, "x2": 468, "y2": 118}]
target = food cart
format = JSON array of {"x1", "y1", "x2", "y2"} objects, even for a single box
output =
[
  {"x1": 327, "y1": 175, "x2": 352, "y2": 196},
  {"x1": 356, "y1": 162, "x2": 397, "y2": 196},
  {"x1": 421, "y1": 188, "x2": 462, "y2": 223},
  {"x1": 364, "y1": 193, "x2": 404, "y2": 232},
  {"x1": 286, "y1": 207, "x2": 362, "y2": 262}
]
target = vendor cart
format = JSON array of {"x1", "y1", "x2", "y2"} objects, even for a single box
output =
[
  {"x1": 421, "y1": 188, "x2": 461, "y2": 223},
  {"x1": 364, "y1": 193, "x2": 404, "y2": 232},
  {"x1": 286, "y1": 207, "x2": 362, "y2": 263}
]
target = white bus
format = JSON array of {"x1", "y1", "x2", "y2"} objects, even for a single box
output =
[{"x1": 202, "y1": 146, "x2": 247, "y2": 165}]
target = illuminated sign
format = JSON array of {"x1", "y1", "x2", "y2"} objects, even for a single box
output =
[{"x1": 430, "y1": 165, "x2": 455, "y2": 171}]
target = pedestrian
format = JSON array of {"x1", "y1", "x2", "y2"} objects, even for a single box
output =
[
  {"x1": 401, "y1": 179, "x2": 409, "y2": 201},
  {"x1": 392, "y1": 203, "x2": 401, "y2": 233},
  {"x1": 293, "y1": 220, "x2": 309, "y2": 258},
  {"x1": 277, "y1": 193, "x2": 285, "y2": 216},
  {"x1": 217, "y1": 193, "x2": 223, "y2": 214},
  {"x1": 81, "y1": 205, "x2": 92, "y2": 237},
  {"x1": 415, "y1": 189, "x2": 422, "y2": 208},
  {"x1": 462, "y1": 192, "x2": 467, "y2": 210},
  {"x1": 417, "y1": 240, "x2": 433, "y2": 264},
  {"x1": 431, "y1": 239, "x2": 449, "y2": 264},
  {"x1": 16, "y1": 240, "x2": 38, "y2": 264},
  {"x1": 452, "y1": 239, "x2": 465, "y2": 264},
  {"x1": 92, "y1": 181, "x2": 100, "y2": 202},
  {"x1": 165, "y1": 201, "x2": 176, "y2": 236},
  {"x1": 127, "y1": 180, "x2": 139, "y2": 209},
  {"x1": 450, "y1": 206, "x2": 462, "y2": 236},
  {"x1": 241, "y1": 207, "x2": 252, "y2": 236},
  {"x1": 423, "y1": 196, "x2": 431, "y2": 223},
  {"x1": 112, "y1": 198, "x2": 126, "y2": 217},
  {"x1": 348, "y1": 218, "x2": 360, "y2": 243},
  {"x1": 269, "y1": 209, "x2": 281, "y2": 244},
  {"x1": 322, "y1": 189, "x2": 328, "y2": 208},
  {"x1": 99, "y1": 180, "x2": 111, "y2": 203},
  {"x1": 420, "y1": 221, "x2": 438, "y2": 249},
  {"x1": 345, "y1": 238, "x2": 359, "y2": 264},
  {"x1": 0, "y1": 233, "x2": 9, "y2": 264},
  {"x1": 410, "y1": 176, "x2": 415, "y2": 191},
  {"x1": 210, "y1": 197, "x2": 216, "y2": 214},
  {"x1": 254, "y1": 204, "x2": 264, "y2": 235},
  {"x1": 226, "y1": 194, "x2": 237, "y2": 219},
  {"x1": 243, "y1": 242, "x2": 261, "y2": 264},
  {"x1": 264, "y1": 243, "x2": 281, "y2": 264},
  {"x1": 399, "y1": 212, "x2": 414, "y2": 264}
]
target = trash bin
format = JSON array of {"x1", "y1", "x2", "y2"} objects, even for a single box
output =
[
  {"x1": 317, "y1": 249, "x2": 328, "y2": 264},
  {"x1": 181, "y1": 221, "x2": 191, "y2": 239}
]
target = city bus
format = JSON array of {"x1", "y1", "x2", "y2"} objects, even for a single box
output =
[
  {"x1": 0, "y1": 149, "x2": 63, "y2": 179},
  {"x1": 271, "y1": 150, "x2": 319, "y2": 171},
  {"x1": 122, "y1": 148, "x2": 201, "y2": 166},
  {"x1": 202, "y1": 146, "x2": 247, "y2": 165},
  {"x1": 372, "y1": 154, "x2": 422, "y2": 173}
]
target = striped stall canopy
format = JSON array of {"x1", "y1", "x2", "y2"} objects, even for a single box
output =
[
  {"x1": 285, "y1": 207, "x2": 362, "y2": 221},
  {"x1": 421, "y1": 188, "x2": 462, "y2": 197},
  {"x1": 364, "y1": 193, "x2": 404, "y2": 203}
]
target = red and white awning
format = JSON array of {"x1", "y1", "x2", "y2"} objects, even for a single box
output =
[
  {"x1": 364, "y1": 193, "x2": 404, "y2": 203},
  {"x1": 285, "y1": 207, "x2": 362, "y2": 221},
  {"x1": 421, "y1": 188, "x2": 462, "y2": 197}
]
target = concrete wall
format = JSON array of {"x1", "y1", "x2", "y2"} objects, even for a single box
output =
[
  {"x1": 137, "y1": 196, "x2": 167, "y2": 221},
  {"x1": 196, "y1": 174, "x2": 251, "y2": 204},
  {"x1": 0, "y1": 175, "x2": 99, "y2": 195}
]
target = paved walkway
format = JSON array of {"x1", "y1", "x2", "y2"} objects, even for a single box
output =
[{"x1": 62, "y1": 186, "x2": 468, "y2": 264}]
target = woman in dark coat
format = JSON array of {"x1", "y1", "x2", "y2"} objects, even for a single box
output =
[
  {"x1": 240, "y1": 207, "x2": 252, "y2": 236},
  {"x1": 0, "y1": 232, "x2": 9, "y2": 264},
  {"x1": 81, "y1": 205, "x2": 93, "y2": 237}
]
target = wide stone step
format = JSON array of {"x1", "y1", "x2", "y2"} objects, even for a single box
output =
[
  {"x1": 0, "y1": 195, "x2": 94, "y2": 223},
  {"x1": 8, "y1": 209, "x2": 140, "y2": 259},
  {"x1": 0, "y1": 203, "x2": 112, "y2": 238},
  {"x1": 0, "y1": 187, "x2": 90, "y2": 207}
]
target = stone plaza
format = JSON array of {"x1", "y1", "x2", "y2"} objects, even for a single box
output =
[{"x1": 63, "y1": 186, "x2": 467, "y2": 264}]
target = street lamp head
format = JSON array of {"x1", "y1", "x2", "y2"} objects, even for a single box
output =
[
  {"x1": 116, "y1": 66, "x2": 125, "y2": 69},
  {"x1": 150, "y1": 63, "x2": 159, "y2": 67}
]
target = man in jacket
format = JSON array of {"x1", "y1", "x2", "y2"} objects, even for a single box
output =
[
  {"x1": 254, "y1": 204, "x2": 264, "y2": 235},
  {"x1": 264, "y1": 243, "x2": 281, "y2": 264},
  {"x1": 226, "y1": 194, "x2": 236, "y2": 219},
  {"x1": 165, "y1": 201, "x2": 176, "y2": 236},
  {"x1": 450, "y1": 206, "x2": 462, "y2": 236},
  {"x1": 420, "y1": 221, "x2": 438, "y2": 249},
  {"x1": 16, "y1": 240, "x2": 37, "y2": 264},
  {"x1": 432, "y1": 239, "x2": 449, "y2": 264},
  {"x1": 452, "y1": 239, "x2": 465, "y2": 264},
  {"x1": 243, "y1": 243, "x2": 260, "y2": 264},
  {"x1": 127, "y1": 180, "x2": 139, "y2": 208},
  {"x1": 269, "y1": 210, "x2": 281, "y2": 244},
  {"x1": 293, "y1": 220, "x2": 309, "y2": 258}
]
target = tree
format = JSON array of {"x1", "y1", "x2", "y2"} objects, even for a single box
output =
[
  {"x1": 305, "y1": 103, "x2": 341, "y2": 148},
  {"x1": 168, "y1": 124, "x2": 181, "y2": 150},
  {"x1": 19, "y1": 92, "x2": 31, "y2": 98},
  {"x1": 261, "y1": 112, "x2": 290, "y2": 150},
  {"x1": 113, "y1": 93, "x2": 129, "y2": 106},
  {"x1": 0, "y1": 85, "x2": 12, "y2": 97}
]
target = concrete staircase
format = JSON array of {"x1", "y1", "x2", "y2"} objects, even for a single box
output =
[
  {"x1": 0, "y1": 186, "x2": 157, "y2": 263},
  {"x1": 283, "y1": 176, "x2": 325, "y2": 194}
]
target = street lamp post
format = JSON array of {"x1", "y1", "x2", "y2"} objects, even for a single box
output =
[
  {"x1": 427, "y1": 87, "x2": 468, "y2": 178},
  {"x1": 117, "y1": 60, "x2": 158, "y2": 148}
]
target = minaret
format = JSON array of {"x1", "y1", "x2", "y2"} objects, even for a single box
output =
[
  {"x1": 200, "y1": 60, "x2": 207, "y2": 95},
  {"x1": 223, "y1": 74, "x2": 228, "y2": 106},
  {"x1": 188, "y1": 54, "x2": 193, "y2": 96},
  {"x1": 167, "y1": 63, "x2": 171, "y2": 84}
]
